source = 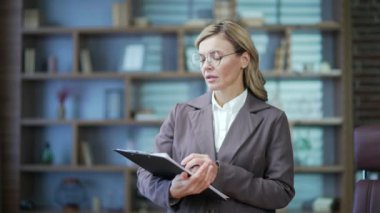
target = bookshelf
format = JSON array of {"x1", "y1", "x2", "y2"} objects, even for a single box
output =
[{"x1": 19, "y1": 0, "x2": 351, "y2": 212}]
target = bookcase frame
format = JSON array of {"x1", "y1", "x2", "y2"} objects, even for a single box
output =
[{"x1": 18, "y1": 0, "x2": 353, "y2": 212}]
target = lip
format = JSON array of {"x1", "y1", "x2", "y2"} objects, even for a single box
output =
[{"x1": 205, "y1": 75, "x2": 218, "y2": 83}]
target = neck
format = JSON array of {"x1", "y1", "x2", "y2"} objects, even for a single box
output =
[{"x1": 214, "y1": 86, "x2": 245, "y2": 107}]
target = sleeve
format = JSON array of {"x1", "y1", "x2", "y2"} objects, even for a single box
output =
[
  {"x1": 136, "y1": 104, "x2": 180, "y2": 209},
  {"x1": 212, "y1": 112, "x2": 295, "y2": 209}
]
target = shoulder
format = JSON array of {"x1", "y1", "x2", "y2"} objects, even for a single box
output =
[
  {"x1": 244, "y1": 93, "x2": 286, "y2": 118},
  {"x1": 172, "y1": 92, "x2": 212, "y2": 113}
]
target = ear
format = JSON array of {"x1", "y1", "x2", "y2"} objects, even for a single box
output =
[{"x1": 240, "y1": 52, "x2": 250, "y2": 69}]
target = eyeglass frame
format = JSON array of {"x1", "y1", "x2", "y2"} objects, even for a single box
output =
[{"x1": 191, "y1": 49, "x2": 244, "y2": 68}]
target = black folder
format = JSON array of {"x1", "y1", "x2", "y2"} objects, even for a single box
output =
[{"x1": 114, "y1": 149, "x2": 229, "y2": 200}]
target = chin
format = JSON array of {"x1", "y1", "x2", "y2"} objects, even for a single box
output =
[{"x1": 207, "y1": 84, "x2": 222, "y2": 91}]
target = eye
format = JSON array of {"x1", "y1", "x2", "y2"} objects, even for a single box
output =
[
  {"x1": 198, "y1": 54, "x2": 206, "y2": 63},
  {"x1": 210, "y1": 51, "x2": 222, "y2": 60}
]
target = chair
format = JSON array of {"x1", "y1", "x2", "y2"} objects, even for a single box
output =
[{"x1": 353, "y1": 125, "x2": 380, "y2": 213}]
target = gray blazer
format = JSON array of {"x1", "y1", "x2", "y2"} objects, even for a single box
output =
[{"x1": 137, "y1": 91, "x2": 295, "y2": 213}]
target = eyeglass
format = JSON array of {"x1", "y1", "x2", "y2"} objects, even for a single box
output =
[{"x1": 191, "y1": 50, "x2": 239, "y2": 68}]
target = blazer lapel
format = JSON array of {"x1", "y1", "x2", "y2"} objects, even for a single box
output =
[
  {"x1": 217, "y1": 93, "x2": 268, "y2": 163},
  {"x1": 187, "y1": 93, "x2": 216, "y2": 161}
]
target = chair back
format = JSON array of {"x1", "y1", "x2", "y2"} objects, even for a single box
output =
[{"x1": 353, "y1": 125, "x2": 380, "y2": 213}]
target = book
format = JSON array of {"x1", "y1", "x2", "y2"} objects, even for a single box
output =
[{"x1": 114, "y1": 149, "x2": 229, "y2": 200}]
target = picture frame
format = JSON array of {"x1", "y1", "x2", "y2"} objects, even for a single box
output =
[{"x1": 120, "y1": 43, "x2": 145, "y2": 72}]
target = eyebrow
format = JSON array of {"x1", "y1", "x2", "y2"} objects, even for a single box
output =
[{"x1": 197, "y1": 50, "x2": 222, "y2": 55}]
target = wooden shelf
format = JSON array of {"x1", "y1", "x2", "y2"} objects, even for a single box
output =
[
  {"x1": 21, "y1": 119, "x2": 74, "y2": 126},
  {"x1": 263, "y1": 70, "x2": 341, "y2": 79},
  {"x1": 77, "y1": 119, "x2": 163, "y2": 126},
  {"x1": 22, "y1": 21, "x2": 341, "y2": 35},
  {"x1": 295, "y1": 166, "x2": 344, "y2": 173},
  {"x1": 21, "y1": 70, "x2": 341, "y2": 81},
  {"x1": 290, "y1": 118, "x2": 343, "y2": 126},
  {"x1": 21, "y1": 119, "x2": 164, "y2": 126},
  {"x1": 21, "y1": 118, "x2": 342, "y2": 127},
  {"x1": 20, "y1": 165, "x2": 130, "y2": 172}
]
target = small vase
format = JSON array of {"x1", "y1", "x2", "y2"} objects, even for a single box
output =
[
  {"x1": 41, "y1": 142, "x2": 54, "y2": 164},
  {"x1": 58, "y1": 103, "x2": 66, "y2": 120}
]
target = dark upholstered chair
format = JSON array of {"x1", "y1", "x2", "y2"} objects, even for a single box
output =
[{"x1": 353, "y1": 125, "x2": 380, "y2": 213}]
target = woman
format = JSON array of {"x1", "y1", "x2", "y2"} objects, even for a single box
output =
[{"x1": 137, "y1": 20, "x2": 295, "y2": 213}]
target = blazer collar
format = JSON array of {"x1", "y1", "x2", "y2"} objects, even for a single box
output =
[
  {"x1": 186, "y1": 90, "x2": 270, "y2": 113},
  {"x1": 186, "y1": 91, "x2": 270, "y2": 162}
]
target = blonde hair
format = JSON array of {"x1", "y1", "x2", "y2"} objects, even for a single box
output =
[{"x1": 195, "y1": 20, "x2": 268, "y2": 101}]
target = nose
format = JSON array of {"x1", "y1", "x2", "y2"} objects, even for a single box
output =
[{"x1": 201, "y1": 60, "x2": 213, "y2": 71}]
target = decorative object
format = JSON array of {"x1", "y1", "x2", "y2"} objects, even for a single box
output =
[
  {"x1": 91, "y1": 196, "x2": 101, "y2": 213},
  {"x1": 57, "y1": 88, "x2": 69, "y2": 119},
  {"x1": 23, "y1": 9, "x2": 40, "y2": 28},
  {"x1": 134, "y1": 108, "x2": 157, "y2": 121},
  {"x1": 80, "y1": 141, "x2": 93, "y2": 166},
  {"x1": 80, "y1": 49, "x2": 93, "y2": 74},
  {"x1": 20, "y1": 199, "x2": 36, "y2": 210},
  {"x1": 186, "y1": 47, "x2": 199, "y2": 72},
  {"x1": 24, "y1": 48, "x2": 36, "y2": 74},
  {"x1": 112, "y1": 2, "x2": 129, "y2": 27},
  {"x1": 41, "y1": 142, "x2": 54, "y2": 164},
  {"x1": 214, "y1": 0, "x2": 232, "y2": 21},
  {"x1": 105, "y1": 89, "x2": 124, "y2": 119},
  {"x1": 134, "y1": 17, "x2": 149, "y2": 27},
  {"x1": 47, "y1": 55, "x2": 57, "y2": 73},
  {"x1": 320, "y1": 61, "x2": 331, "y2": 73},
  {"x1": 55, "y1": 178, "x2": 87, "y2": 212},
  {"x1": 274, "y1": 41, "x2": 286, "y2": 72}
]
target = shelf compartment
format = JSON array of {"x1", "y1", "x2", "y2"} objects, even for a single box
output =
[
  {"x1": 77, "y1": 126, "x2": 160, "y2": 166},
  {"x1": 21, "y1": 126, "x2": 73, "y2": 165},
  {"x1": 79, "y1": 33, "x2": 178, "y2": 73},
  {"x1": 22, "y1": 79, "x2": 125, "y2": 120},
  {"x1": 292, "y1": 126, "x2": 341, "y2": 167},
  {"x1": 266, "y1": 78, "x2": 342, "y2": 120},
  {"x1": 289, "y1": 173, "x2": 341, "y2": 212},
  {"x1": 23, "y1": 0, "x2": 125, "y2": 28},
  {"x1": 131, "y1": 79, "x2": 206, "y2": 120},
  {"x1": 20, "y1": 172, "x2": 127, "y2": 211},
  {"x1": 22, "y1": 34, "x2": 73, "y2": 74}
]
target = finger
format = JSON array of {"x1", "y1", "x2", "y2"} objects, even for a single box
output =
[
  {"x1": 180, "y1": 171, "x2": 189, "y2": 179},
  {"x1": 189, "y1": 165, "x2": 200, "y2": 173},
  {"x1": 181, "y1": 153, "x2": 196, "y2": 165},
  {"x1": 184, "y1": 158, "x2": 205, "y2": 170},
  {"x1": 181, "y1": 153, "x2": 208, "y2": 165},
  {"x1": 204, "y1": 164, "x2": 217, "y2": 184},
  {"x1": 191, "y1": 164, "x2": 212, "y2": 192},
  {"x1": 191, "y1": 162, "x2": 209, "y2": 180}
]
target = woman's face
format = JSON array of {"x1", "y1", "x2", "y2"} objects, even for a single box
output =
[{"x1": 198, "y1": 34, "x2": 248, "y2": 93}]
